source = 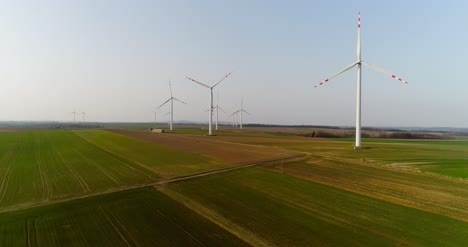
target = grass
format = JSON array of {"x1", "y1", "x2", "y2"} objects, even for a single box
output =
[
  {"x1": 214, "y1": 134, "x2": 468, "y2": 179},
  {"x1": 162, "y1": 167, "x2": 468, "y2": 246},
  {"x1": 0, "y1": 188, "x2": 247, "y2": 246},
  {"x1": 0, "y1": 131, "x2": 159, "y2": 210},
  {"x1": 74, "y1": 130, "x2": 227, "y2": 177},
  {"x1": 0, "y1": 129, "x2": 232, "y2": 211},
  {"x1": 2, "y1": 128, "x2": 468, "y2": 245}
]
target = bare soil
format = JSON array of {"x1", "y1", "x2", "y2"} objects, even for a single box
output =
[{"x1": 109, "y1": 129, "x2": 301, "y2": 166}]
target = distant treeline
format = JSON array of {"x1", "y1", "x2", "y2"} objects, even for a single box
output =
[
  {"x1": 0, "y1": 122, "x2": 103, "y2": 129},
  {"x1": 298, "y1": 130, "x2": 452, "y2": 139}
]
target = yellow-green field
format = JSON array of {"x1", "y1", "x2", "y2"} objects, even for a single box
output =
[{"x1": 1, "y1": 128, "x2": 468, "y2": 246}]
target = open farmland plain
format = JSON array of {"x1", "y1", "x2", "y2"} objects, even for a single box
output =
[{"x1": 1, "y1": 128, "x2": 468, "y2": 246}]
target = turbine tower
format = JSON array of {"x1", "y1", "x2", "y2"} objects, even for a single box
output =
[
  {"x1": 229, "y1": 98, "x2": 252, "y2": 129},
  {"x1": 80, "y1": 112, "x2": 85, "y2": 122},
  {"x1": 156, "y1": 81, "x2": 186, "y2": 131},
  {"x1": 314, "y1": 13, "x2": 409, "y2": 149},
  {"x1": 72, "y1": 111, "x2": 77, "y2": 122},
  {"x1": 161, "y1": 112, "x2": 171, "y2": 126},
  {"x1": 204, "y1": 92, "x2": 227, "y2": 130},
  {"x1": 186, "y1": 72, "x2": 233, "y2": 135}
]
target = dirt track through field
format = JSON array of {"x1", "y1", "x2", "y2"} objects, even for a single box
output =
[
  {"x1": 0, "y1": 154, "x2": 306, "y2": 215},
  {"x1": 108, "y1": 129, "x2": 302, "y2": 166}
]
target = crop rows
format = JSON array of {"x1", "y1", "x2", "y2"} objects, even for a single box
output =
[
  {"x1": 0, "y1": 188, "x2": 247, "y2": 246},
  {"x1": 0, "y1": 131, "x2": 160, "y2": 210},
  {"x1": 163, "y1": 167, "x2": 468, "y2": 246}
]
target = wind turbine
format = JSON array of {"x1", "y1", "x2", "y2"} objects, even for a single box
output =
[
  {"x1": 71, "y1": 111, "x2": 77, "y2": 122},
  {"x1": 314, "y1": 13, "x2": 409, "y2": 149},
  {"x1": 156, "y1": 81, "x2": 186, "y2": 131},
  {"x1": 229, "y1": 98, "x2": 252, "y2": 129},
  {"x1": 204, "y1": 92, "x2": 228, "y2": 130},
  {"x1": 80, "y1": 112, "x2": 85, "y2": 122},
  {"x1": 186, "y1": 72, "x2": 233, "y2": 135}
]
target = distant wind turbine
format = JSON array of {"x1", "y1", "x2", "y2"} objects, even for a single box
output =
[
  {"x1": 204, "y1": 92, "x2": 228, "y2": 130},
  {"x1": 229, "y1": 98, "x2": 252, "y2": 129},
  {"x1": 314, "y1": 13, "x2": 409, "y2": 149},
  {"x1": 186, "y1": 72, "x2": 233, "y2": 135},
  {"x1": 153, "y1": 110, "x2": 158, "y2": 123},
  {"x1": 80, "y1": 112, "x2": 85, "y2": 122},
  {"x1": 156, "y1": 81, "x2": 186, "y2": 131},
  {"x1": 71, "y1": 111, "x2": 77, "y2": 122}
]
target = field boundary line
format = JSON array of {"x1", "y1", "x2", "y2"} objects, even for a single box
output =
[
  {"x1": 72, "y1": 131, "x2": 158, "y2": 180},
  {"x1": 0, "y1": 154, "x2": 306, "y2": 215},
  {"x1": 267, "y1": 164, "x2": 468, "y2": 224},
  {"x1": 161, "y1": 188, "x2": 274, "y2": 247}
]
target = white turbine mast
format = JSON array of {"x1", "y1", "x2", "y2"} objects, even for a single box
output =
[
  {"x1": 161, "y1": 111, "x2": 171, "y2": 126},
  {"x1": 186, "y1": 72, "x2": 233, "y2": 135},
  {"x1": 156, "y1": 81, "x2": 186, "y2": 131},
  {"x1": 153, "y1": 110, "x2": 158, "y2": 123},
  {"x1": 314, "y1": 13, "x2": 409, "y2": 149},
  {"x1": 80, "y1": 112, "x2": 85, "y2": 122},
  {"x1": 229, "y1": 98, "x2": 252, "y2": 129},
  {"x1": 204, "y1": 91, "x2": 228, "y2": 130},
  {"x1": 71, "y1": 110, "x2": 77, "y2": 122}
]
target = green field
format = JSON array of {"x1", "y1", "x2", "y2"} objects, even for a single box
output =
[
  {"x1": 217, "y1": 135, "x2": 468, "y2": 179},
  {"x1": 163, "y1": 167, "x2": 468, "y2": 246},
  {"x1": 0, "y1": 130, "x2": 227, "y2": 211},
  {"x1": 1, "y1": 129, "x2": 468, "y2": 246},
  {"x1": 0, "y1": 188, "x2": 247, "y2": 246},
  {"x1": 75, "y1": 130, "x2": 226, "y2": 177}
]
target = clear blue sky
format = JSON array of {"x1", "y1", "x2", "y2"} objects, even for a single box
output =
[{"x1": 0, "y1": 0, "x2": 466, "y2": 127}]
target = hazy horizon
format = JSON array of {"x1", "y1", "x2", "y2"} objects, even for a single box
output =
[{"x1": 1, "y1": 1, "x2": 467, "y2": 128}]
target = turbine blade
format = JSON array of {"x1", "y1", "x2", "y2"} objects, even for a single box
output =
[
  {"x1": 357, "y1": 12, "x2": 361, "y2": 60},
  {"x1": 227, "y1": 110, "x2": 239, "y2": 118},
  {"x1": 186, "y1": 77, "x2": 210, "y2": 88},
  {"x1": 156, "y1": 98, "x2": 171, "y2": 109},
  {"x1": 218, "y1": 106, "x2": 228, "y2": 114},
  {"x1": 362, "y1": 62, "x2": 409, "y2": 84},
  {"x1": 314, "y1": 62, "x2": 358, "y2": 88},
  {"x1": 169, "y1": 81, "x2": 173, "y2": 97},
  {"x1": 212, "y1": 71, "x2": 233, "y2": 88},
  {"x1": 173, "y1": 97, "x2": 187, "y2": 104},
  {"x1": 241, "y1": 109, "x2": 252, "y2": 116}
]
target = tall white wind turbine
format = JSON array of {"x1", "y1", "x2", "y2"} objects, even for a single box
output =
[
  {"x1": 186, "y1": 72, "x2": 233, "y2": 135},
  {"x1": 72, "y1": 111, "x2": 77, "y2": 122},
  {"x1": 314, "y1": 13, "x2": 409, "y2": 149},
  {"x1": 80, "y1": 112, "x2": 85, "y2": 122},
  {"x1": 156, "y1": 81, "x2": 186, "y2": 131}
]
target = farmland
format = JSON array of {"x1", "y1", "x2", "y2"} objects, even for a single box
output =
[
  {"x1": 1, "y1": 128, "x2": 468, "y2": 246},
  {"x1": 162, "y1": 167, "x2": 468, "y2": 246},
  {"x1": 0, "y1": 130, "x2": 231, "y2": 211},
  {"x1": 0, "y1": 188, "x2": 247, "y2": 246}
]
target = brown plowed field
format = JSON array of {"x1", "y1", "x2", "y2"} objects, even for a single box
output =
[{"x1": 109, "y1": 130, "x2": 302, "y2": 166}]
